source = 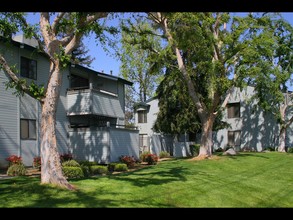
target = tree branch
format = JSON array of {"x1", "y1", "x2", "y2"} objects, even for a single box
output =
[{"x1": 52, "y1": 12, "x2": 66, "y2": 34}]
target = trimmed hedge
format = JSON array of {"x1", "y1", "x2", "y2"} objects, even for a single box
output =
[
  {"x1": 62, "y1": 160, "x2": 80, "y2": 167},
  {"x1": 62, "y1": 167, "x2": 84, "y2": 179},
  {"x1": 90, "y1": 165, "x2": 108, "y2": 175}
]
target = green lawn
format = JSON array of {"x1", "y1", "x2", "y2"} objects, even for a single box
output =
[{"x1": 0, "y1": 152, "x2": 292, "y2": 207}]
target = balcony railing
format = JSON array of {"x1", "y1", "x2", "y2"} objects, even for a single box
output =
[{"x1": 67, "y1": 88, "x2": 124, "y2": 118}]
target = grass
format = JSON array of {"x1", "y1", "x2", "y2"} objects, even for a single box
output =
[{"x1": 0, "y1": 152, "x2": 292, "y2": 207}]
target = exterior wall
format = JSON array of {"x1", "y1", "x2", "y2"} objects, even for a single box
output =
[
  {"x1": 109, "y1": 128, "x2": 139, "y2": 162},
  {"x1": 68, "y1": 127, "x2": 110, "y2": 163},
  {"x1": 0, "y1": 72, "x2": 19, "y2": 167},
  {"x1": 135, "y1": 86, "x2": 293, "y2": 157},
  {"x1": 0, "y1": 36, "x2": 136, "y2": 167},
  {"x1": 213, "y1": 86, "x2": 280, "y2": 152}
]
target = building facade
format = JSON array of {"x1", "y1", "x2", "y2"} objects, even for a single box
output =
[
  {"x1": 134, "y1": 87, "x2": 293, "y2": 156},
  {"x1": 0, "y1": 35, "x2": 139, "y2": 167}
]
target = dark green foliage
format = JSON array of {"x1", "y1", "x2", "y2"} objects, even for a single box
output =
[
  {"x1": 264, "y1": 147, "x2": 276, "y2": 152},
  {"x1": 79, "y1": 161, "x2": 98, "y2": 166},
  {"x1": 6, "y1": 164, "x2": 27, "y2": 176},
  {"x1": 189, "y1": 144, "x2": 200, "y2": 156},
  {"x1": 90, "y1": 165, "x2": 108, "y2": 175},
  {"x1": 80, "y1": 164, "x2": 90, "y2": 177},
  {"x1": 287, "y1": 147, "x2": 293, "y2": 153},
  {"x1": 62, "y1": 160, "x2": 80, "y2": 167},
  {"x1": 113, "y1": 163, "x2": 128, "y2": 172},
  {"x1": 62, "y1": 167, "x2": 84, "y2": 179}
]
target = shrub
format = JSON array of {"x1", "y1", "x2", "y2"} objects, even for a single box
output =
[
  {"x1": 189, "y1": 144, "x2": 200, "y2": 156},
  {"x1": 119, "y1": 155, "x2": 136, "y2": 168},
  {"x1": 62, "y1": 159, "x2": 80, "y2": 167},
  {"x1": 79, "y1": 161, "x2": 98, "y2": 166},
  {"x1": 7, "y1": 164, "x2": 27, "y2": 176},
  {"x1": 6, "y1": 155, "x2": 22, "y2": 166},
  {"x1": 288, "y1": 147, "x2": 293, "y2": 153},
  {"x1": 80, "y1": 164, "x2": 90, "y2": 177},
  {"x1": 159, "y1": 151, "x2": 170, "y2": 158},
  {"x1": 62, "y1": 167, "x2": 84, "y2": 179},
  {"x1": 33, "y1": 156, "x2": 41, "y2": 169},
  {"x1": 140, "y1": 151, "x2": 151, "y2": 162},
  {"x1": 215, "y1": 147, "x2": 224, "y2": 152},
  {"x1": 145, "y1": 154, "x2": 158, "y2": 165},
  {"x1": 264, "y1": 146, "x2": 276, "y2": 152},
  {"x1": 108, "y1": 163, "x2": 128, "y2": 172},
  {"x1": 60, "y1": 153, "x2": 73, "y2": 162},
  {"x1": 90, "y1": 165, "x2": 108, "y2": 175},
  {"x1": 113, "y1": 163, "x2": 128, "y2": 172}
]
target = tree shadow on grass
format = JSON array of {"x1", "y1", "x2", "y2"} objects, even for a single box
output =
[
  {"x1": 100, "y1": 164, "x2": 190, "y2": 188},
  {"x1": 219, "y1": 152, "x2": 270, "y2": 159}
]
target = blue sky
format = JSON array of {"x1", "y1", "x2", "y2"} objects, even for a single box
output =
[{"x1": 25, "y1": 12, "x2": 293, "y2": 78}]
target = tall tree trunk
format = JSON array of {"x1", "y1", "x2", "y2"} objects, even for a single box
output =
[
  {"x1": 278, "y1": 127, "x2": 286, "y2": 152},
  {"x1": 198, "y1": 115, "x2": 215, "y2": 158},
  {"x1": 40, "y1": 63, "x2": 74, "y2": 190}
]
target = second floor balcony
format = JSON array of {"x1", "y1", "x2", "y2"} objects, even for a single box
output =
[{"x1": 67, "y1": 88, "x2": 124, "y2": 119}]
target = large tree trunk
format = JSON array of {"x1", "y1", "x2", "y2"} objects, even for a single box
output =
[
  {"x1": 40, "y1": 63, "x2": 74, "y2": 190},
  {"x1": 278, "y1": 127, "x2": 286, "y2": 152},
  {"x1": 198, "y1": 115, "x2": 215, "y2": 158}
]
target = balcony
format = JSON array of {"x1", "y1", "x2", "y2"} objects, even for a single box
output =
[{"x1": 67, "y1": 88, "x2": 124, "y2": 118}]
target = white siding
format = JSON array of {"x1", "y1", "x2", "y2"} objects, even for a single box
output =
[
  {"x1": 69, "y1": 127, "x2": 109, "y2": 163},
  {"x1": 109, "y1": 128, "x2": 139, "y2": 162}
]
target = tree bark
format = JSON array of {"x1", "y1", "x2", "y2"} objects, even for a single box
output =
[
  {"x1": 278, "y1": 127, "x2": 286, "y2": 152},
  {"x1": 198, "y1": 115, "x2": 215, "y2": 158},
  {"x1": 40, "y1": 62, "x2": 74, "y2": 190}
]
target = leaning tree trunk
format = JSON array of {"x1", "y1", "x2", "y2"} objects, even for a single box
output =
[
  {"x1": 198, "y1": 115, "x2": 215, "y2": 158},
  {"x1": 278, "y1": 127, "x2": 286, "y2": 152},
  {"x1": 40, "y1": 63, "x2": 74, "y2": 190}
]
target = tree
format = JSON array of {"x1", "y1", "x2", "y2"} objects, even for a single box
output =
[
  {"x1": 119, "y1": 15, "x2": 163, "y2": 103},
  {"x1": 0, "y1": 12, "x2": 111, "y2": 189},
  {"x1": 147, "y1": 12, "x2": 285, "y2": 158},
  {"x1": 154, "y1": 65, "x2": 228, "y2": 137},
  {"x1": 248, "y1": 17, "x2": 293, "y2": 152}
]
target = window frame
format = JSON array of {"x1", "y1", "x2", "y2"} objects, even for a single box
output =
[
  {"x1": 228, "y1": 130, "x2": 241, "y2": 146},
  {"x1": 20, "y1": 119, "x2": 37, "y2": 140},
  {"x1": 137, "y1": 110, "x2": 147, "y2": 123},
  {"x1": 20, "y1": 56, "x2": 37, "y2": 80},
  {"x1": 227, "y1": 102, "x2": 240, "y2": 118}
]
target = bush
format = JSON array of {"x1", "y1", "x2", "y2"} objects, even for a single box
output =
[
  {"x1": 79, "y1": 161, "x2": 98, "y2": 166},
  {"x1": 7, "y1": 164, "x2": 27, "y2": 176},
  {"x1": 62, "y1": 167, "x2": 84, "y2": 179},
  {"x1": 60, "y1": 153, "x2": 73, "y2": 162},
  {"x1": 265, "y1": 146, "x2": 276, "y2": 152},
  {"x1": 120, "y1": 155, "x2": 136, "y2": 168},
  {"x1": 80, "y1": 164, "x2": 90, "y2": 177},
  {"x1": 159, "y1": 151, "x2": 170, "y2": 158},
  {"x1": 113, "y1": 163, "x2": 128, "y2": 172},
  {"x1": 62, "y1": 160, "x2": 80, "y2": 167},
  {"x1": 288, "y1": 147, "x2": 293, "y2": 153},
  {"x1": 6, "y1": 155, "x2": 22, "y2": 166},
  {"x1": 189, "y1": 144, "x2": 200, "y2": 156},
  {"x1": 145, "y1": 154, "x2": 158, "y2": 165},
  {"x1": 140, "y1": 151, "x2": 151, "y2": 162},
  {"x1": 108, "y1": 163, "x2": 128, "y2": 172},
  {"x1": 215, "y1": 147, "x2": 224, "y2": 152},
  {"x1": 33, "y1": 156, "x2": 41, "y2": 170},
  {"x1": 90, "y1": 165, "x2": 108, "y2": 175}
]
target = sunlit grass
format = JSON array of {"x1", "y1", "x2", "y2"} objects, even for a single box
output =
[{"x1": 0, "y1": 152, "x2": 292, "y2": 207}]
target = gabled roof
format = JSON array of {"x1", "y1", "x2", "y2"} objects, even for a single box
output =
[{"x1": 0, "y1": 35, "x2": 133, "y2": 86}]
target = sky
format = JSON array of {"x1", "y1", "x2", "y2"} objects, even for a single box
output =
[{"x1": 24, "y1": 12, "x2": 293, "y2": 79}]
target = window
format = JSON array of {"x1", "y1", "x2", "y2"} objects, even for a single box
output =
[
  {"x1": 20, "y1": 57, "x2": 37, "y2": 80},
  {"x1": 70, "y1": 74, "x2": 89, "y2": 89},
  {"x1": 227, "y1": 102, "x2": 240, "y2": 118},
  {"x1": 138, "y1": 110, "x2": 147, "y2": 123},
  {"x1": 20, "y1": 119, "x2": 36, "y2": 140},
  {"x1": 228, "y1": 130, "x2": 241, "y2": 146}
]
